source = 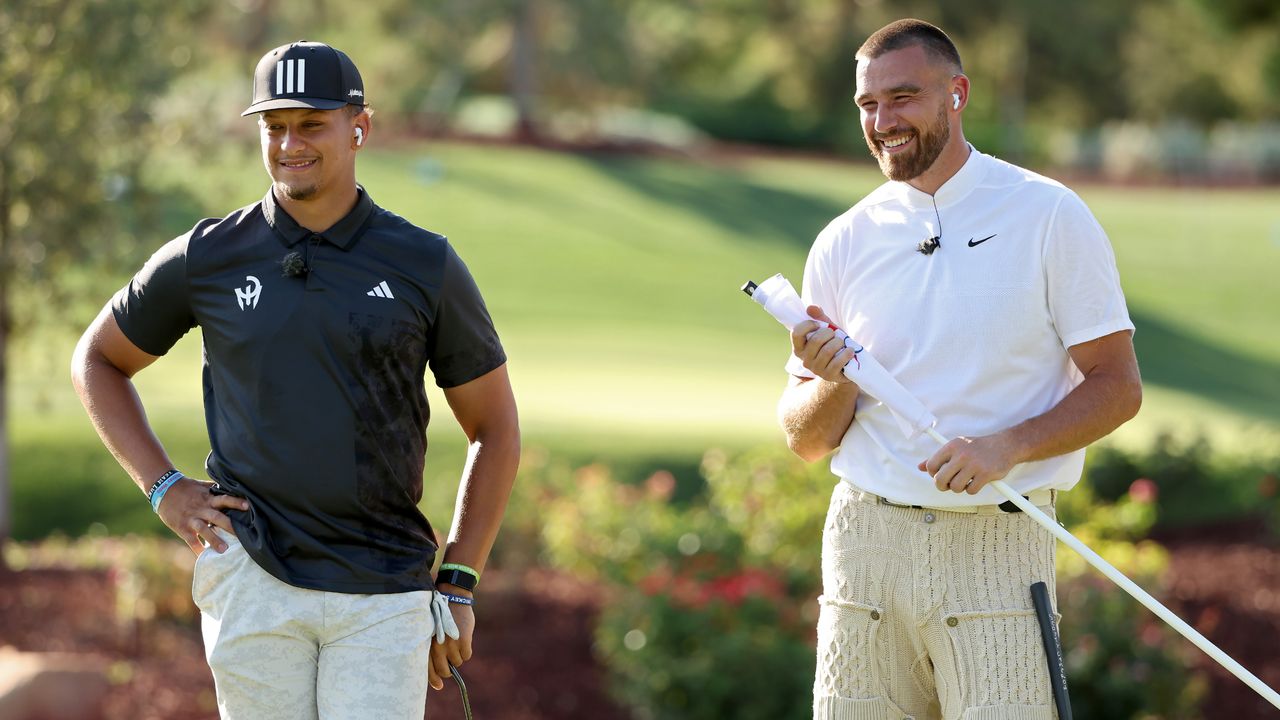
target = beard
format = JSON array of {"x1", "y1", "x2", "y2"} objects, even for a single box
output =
[
  {"x1": 276, "y1": 179, "x2": 319, "y2": 201},
  {"x1": 866, "y1": 104, "x2": 950, "y2": 182}
]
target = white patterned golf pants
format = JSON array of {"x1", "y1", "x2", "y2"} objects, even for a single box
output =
[
  {"x1": 192, "y1": 529, "x2": 435, "y2": 720},
  {"x1": 814, "y1": 481, "x2": 1060, "y2": 720}
]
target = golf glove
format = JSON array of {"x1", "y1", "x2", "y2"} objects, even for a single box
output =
[{"x1": 430, "y1": 590, "x2": 461, "y2": 644}]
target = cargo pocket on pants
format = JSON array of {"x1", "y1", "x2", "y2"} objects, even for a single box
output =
[
  {"x1": 939, "y1": 609, "x2": 1057, "y2": 718},
  {"x1": 814, "y1": 596, "x2": 903, "y2": 720}
]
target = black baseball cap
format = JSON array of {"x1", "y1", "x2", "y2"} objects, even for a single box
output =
[{"x1": 242, "y1": 41, "x2": 365, "y2": 117}]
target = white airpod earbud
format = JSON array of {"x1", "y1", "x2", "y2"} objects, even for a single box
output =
[
  {"x1": 952, "y1": 93, "x2": 960, "y2": 110},
  {"x1": 354, "y1": 127, "x2": 364, "y2": 146}
]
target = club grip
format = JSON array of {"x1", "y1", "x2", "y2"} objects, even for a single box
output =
[{"x1": 1031, "y1": 581, "x2": 1072, "y2": 720}]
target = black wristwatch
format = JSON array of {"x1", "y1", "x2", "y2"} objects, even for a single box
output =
[{"x1": 436, "y1": 567, "x2": 478, "y2": 592}]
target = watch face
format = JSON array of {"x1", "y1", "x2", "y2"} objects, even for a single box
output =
[{"x1": 439, "y1": 569, "x2": 477, "y2": 591}]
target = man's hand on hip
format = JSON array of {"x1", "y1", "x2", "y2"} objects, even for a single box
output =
[
  {"x1": 791, "y1": 305, "x2": 854, "y2": 384},
  {"x1": 155, "y1": 478, "x2": 249, "y2": 555},
  {"x1": 919, "y1": 435, "x2": 1020, "y2": 495}
]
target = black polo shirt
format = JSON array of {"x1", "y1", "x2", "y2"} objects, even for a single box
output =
[{"x1": 112, "y1": 188, "x2": 506, "y2": 593}]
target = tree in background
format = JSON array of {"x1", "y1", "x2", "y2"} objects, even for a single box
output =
[
  {"x1": 1186, "y1": 0, "x2": 1280, "y2": 118},
  {"x1": 129, "y1": 0, "x2": 1279, "y2": 156},
  {"x1": 0, "y1": 0, "x2": 205, "y2": 560}
]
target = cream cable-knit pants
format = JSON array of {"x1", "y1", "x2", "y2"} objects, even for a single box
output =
[
  {"x1": 192, "y1": 530, "x2": 435, "y2": 720},
  {"x1": 815, "y1": 481, "x2": 1060, "y2": 720}
]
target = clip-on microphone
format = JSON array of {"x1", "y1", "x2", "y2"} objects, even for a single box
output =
[{"x1": 281, "y1": 251, "x2": 309, "y2": 278}]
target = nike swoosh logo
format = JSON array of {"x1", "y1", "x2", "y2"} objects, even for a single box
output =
[{"x1": 968, "y1": 234, "x2": 996, "y2": 247}]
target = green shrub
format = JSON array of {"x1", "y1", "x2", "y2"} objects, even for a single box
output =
[
  {"x1": 541, "y1": 460, "x2": 815, "y2": 718},
  {"x1": 540, "y1": 462, "x2": 758, "y2": 597},
  {"x1": 700, "y1": 446, "x2": 832, "y2": 585},
  {"x1": 1083, "y1": 434, "x2": 1280, "y2": 528},
  {"x1": 596, "y1": 590, "x2": 814, "y2": 720}
]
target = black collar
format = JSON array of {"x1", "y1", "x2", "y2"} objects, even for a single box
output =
[{"x1": 263, "y1": 186, "x2": 374, "y2": 250}]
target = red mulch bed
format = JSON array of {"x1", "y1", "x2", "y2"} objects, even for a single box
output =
[
  {"x1": 1155, "y1": 518, "x2": 1280, "y2": 719},
  {"x1": 3, "y1": 527, "x2": 1280, "y2": 719},
  {"x1": 0, "y1": 566, "x2": 626, "y2": 720}
]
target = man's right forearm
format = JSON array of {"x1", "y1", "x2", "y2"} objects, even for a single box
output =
[
  {"x1": 72, "y1": 309, "x2": 247, "y2": 554},
  {"x1": 777, "y1": 377, "x2": 859, "y2": 462},
  {"x1": 71, "y1": 326, "x2": 172, "y2": 492}
]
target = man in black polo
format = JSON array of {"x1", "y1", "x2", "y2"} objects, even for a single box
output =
[{"x1": 71, "y1": 41, "x2": 519, "y2": 718}]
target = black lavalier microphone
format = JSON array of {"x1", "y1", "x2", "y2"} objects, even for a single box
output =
[
  {"x1": 280, "y1": 251, "x2": 309, "y2": 278},
  {"x1": 918, "y1": 196, "x2": 943, "y2": 256}
]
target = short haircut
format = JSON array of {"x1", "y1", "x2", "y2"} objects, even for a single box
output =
[{"x1": 857, "y1": 19, "x2": 962, "y2": 73}]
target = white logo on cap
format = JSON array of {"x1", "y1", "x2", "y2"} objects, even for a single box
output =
[
  {"x1": 276, "y1": 59, "x2": 306, "y2": 95},
  {"x1": 348, "y1": 89, "x2": 363, "y2": 98}
]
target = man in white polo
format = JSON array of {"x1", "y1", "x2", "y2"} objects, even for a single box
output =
[{"x1": 779, "y1": 19, "x2": 1142, "y2": 719}]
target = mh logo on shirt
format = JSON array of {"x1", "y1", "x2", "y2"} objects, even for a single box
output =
[{"x1": 235, "y1": 276, "x2": 262, "y2": 310}]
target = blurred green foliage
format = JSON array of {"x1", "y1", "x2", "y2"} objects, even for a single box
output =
[
  {"x1": 1083, "y1": 435, "x2": 1280, "y2": 528},
  {"x1": 595, "y1": 590, "x2": 814, "y2": 720},
  {"x1": 539, "y1": 457, "x2": 817, "y2": 719},
  {"x1": 0, "y1": 0, "x2": 210, "y2": 338}
]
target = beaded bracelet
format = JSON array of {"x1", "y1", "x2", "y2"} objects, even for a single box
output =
[
  {"x1": 441, "y1": 593, "x2": 474, "y2": 607},
  {"x1": 148, "y1": 470, "x2": 185, "y2": 513}
]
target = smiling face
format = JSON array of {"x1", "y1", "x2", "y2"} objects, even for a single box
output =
[
  {"x1": 855, "y1": 44, "x2": 963, "y2": 186},
  {"x1": 259, "y1": 107, "x2": 364, "y2": 203}
]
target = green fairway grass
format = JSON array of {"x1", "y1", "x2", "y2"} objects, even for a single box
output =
[{"x1": 13, "y1": 142, "x2": 1279, "y2": 538}]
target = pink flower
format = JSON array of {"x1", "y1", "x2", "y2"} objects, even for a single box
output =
[
  {"x1": 639, "y1": 566, "x2": 673, "y2": 596},
  {"x1": 664, "y1": 572, "x2": 712, "y2": 609},
  {"x1": 645, "y1": 471, "x2": 676, "y2": 501},
  {"x1": 1259, "y1": 474, "x2": 1277, "y2": 498},
  {"x1": 1128, "y1": 478, "x2": 1158, "y2": 504},
  {"x1": 706, "y1": 568, "x2": 784, "y2": 605},
  {"x1": 1140, "y1": 623, "x2": 1164, "y2": 648},
  {"x1": 1196, "y1": 605, "x2": 1221, "y2": 634}
]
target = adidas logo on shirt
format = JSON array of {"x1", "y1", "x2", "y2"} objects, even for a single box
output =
[{"x1": 367, "y1": 281, "x2": 394, "y2": 299}]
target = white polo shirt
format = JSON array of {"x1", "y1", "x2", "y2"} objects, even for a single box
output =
[{"x1": 787, "y1": 147, "x2": 1133, "y2": 507}]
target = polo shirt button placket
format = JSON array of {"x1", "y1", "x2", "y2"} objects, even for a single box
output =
[
  {"x1": 923, "y1": 512, "x2": 936, "y2": 524},
  {"x1": 305, "y1": 234, "x2": 322, "y2": 289}
]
